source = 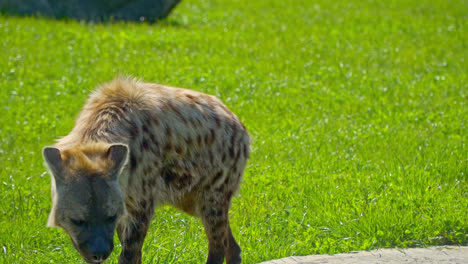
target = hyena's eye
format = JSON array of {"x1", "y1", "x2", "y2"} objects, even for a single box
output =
[
  {"x1": 106, "y1": 214, "x2": 117, "y2": 223},
  {"x1": 70, "y1": 218, "x2": 86, "y2": 226}
]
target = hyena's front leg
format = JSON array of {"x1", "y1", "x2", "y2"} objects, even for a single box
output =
[{"x1": 117, "y1": 207, "x2": 153, "y2": 264}]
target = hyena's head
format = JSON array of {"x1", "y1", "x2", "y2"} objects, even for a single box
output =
[{"x1": 42, "y1": 143, "x2": 128, "y2": 264}]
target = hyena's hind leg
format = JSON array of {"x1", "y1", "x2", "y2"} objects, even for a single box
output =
[
  {"x1": 200, "y1": 191, "x2": 241, "y2": 264},
  {"x1": 225, "y1": 222, "x2": 241, "y2": 264},
  {"x1": 117, "y1": 204, "x2": 154, "y2": 264}
]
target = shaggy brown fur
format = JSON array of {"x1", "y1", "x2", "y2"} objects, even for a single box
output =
[{"x1": 43, "y1": 77, "x2": 250, "y2": 264}]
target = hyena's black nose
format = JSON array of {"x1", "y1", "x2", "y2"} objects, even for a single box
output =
[{"x1": 89, "y1": 237, "x2": 112, "y2": 262}]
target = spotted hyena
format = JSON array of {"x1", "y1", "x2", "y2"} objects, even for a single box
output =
[{"x1": 42, "y1": 77, "x2": 249, "y2": 264}]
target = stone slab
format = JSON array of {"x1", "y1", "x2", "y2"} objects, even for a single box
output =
[{"x1": 258, "y1": 246, "x2": 468, "y2": 264}]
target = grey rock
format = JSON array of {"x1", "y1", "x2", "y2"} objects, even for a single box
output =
[
  {"x1": 0, "y1": 0, "x2": 181, "y2": 22},
  {"x1": 258, "y1": 246, "x2": 468, "y2": 264}
]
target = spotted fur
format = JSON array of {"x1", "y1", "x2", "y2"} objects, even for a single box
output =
[{"x1": 45, "y1": 77, "x2": 250, "y2": 264}]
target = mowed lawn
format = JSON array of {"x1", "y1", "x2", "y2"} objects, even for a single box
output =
[{"x1": 0, "y1": 0, "x2": 467, "y2": 263}]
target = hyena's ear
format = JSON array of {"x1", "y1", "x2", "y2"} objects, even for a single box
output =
[
  {"x1": 42, "y1": 147, "x2": 65, "y2": 183},
  {"x1": 107, "y1": 144, "x2": 129, "y2": 181}
]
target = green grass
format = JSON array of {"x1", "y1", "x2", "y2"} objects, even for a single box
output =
[{"x1": 0, "y1": 0, "x2": 467, "y2": 263}]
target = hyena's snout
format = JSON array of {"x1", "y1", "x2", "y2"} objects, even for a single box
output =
[
  {"x1": 88, "y1": 237, "x2": 113, "y2": 263},
  {"x1": 74, "y1": 227, "x2": 114, "y2": 263}
]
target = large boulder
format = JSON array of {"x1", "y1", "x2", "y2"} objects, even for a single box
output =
[{"x1": 0, "y1": 0, "x2": 182, "y2": 22}]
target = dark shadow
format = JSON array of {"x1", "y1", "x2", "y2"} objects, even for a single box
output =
[{"x1": 0, "y1": 0, "x2": 182, "y2": 24}]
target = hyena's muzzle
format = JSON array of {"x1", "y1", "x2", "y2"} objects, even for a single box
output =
[{"x1": 71, "y1": 224, "x2": 115, "y2": 264}]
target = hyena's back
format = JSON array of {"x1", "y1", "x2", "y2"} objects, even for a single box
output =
[{"x1": 59, "y1": 77, "x2": 249, "y2": 213}]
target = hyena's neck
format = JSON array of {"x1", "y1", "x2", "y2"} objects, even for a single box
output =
[
  {"x1": 58, "y1": 79, "x2": 148, "y2": 148},
  {"x1": 56, "y1": 108, "x2": 135, "y2": 149}
]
